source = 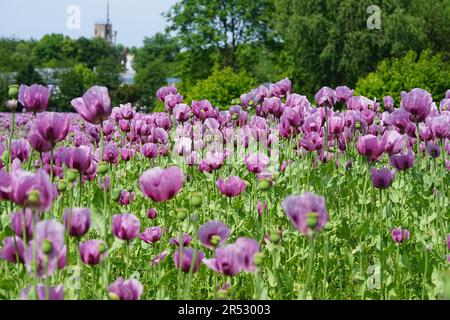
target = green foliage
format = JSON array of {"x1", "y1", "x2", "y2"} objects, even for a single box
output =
[
  {"x1": 183, "y1": 67, "x2": 257, "y2": 109},
  {"x1": 356, "y1": 50, "x2": 450, "y2": 104},
  {"x1": 271, "y1": 0, "x2": 448, "y2": 97},
  {"x1": 110, "y1": 84, "x2": 141, "y2": 107},
  {"x1": 15, "y1": 63, "x2": 43, "y2": 86}
]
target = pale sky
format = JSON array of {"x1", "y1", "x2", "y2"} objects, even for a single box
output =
[{"x1": 0, "y1": 0, "x2": 179, "y2": 47}]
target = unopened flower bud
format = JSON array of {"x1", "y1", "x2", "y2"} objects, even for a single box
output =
[
  {"x1": 98, "y1": 242, "x2": 107, "y2": 254},
  {"x1": 258, "y1": 179, "x2": 271, "y2": 191},
  {"x1": 270, "y1": 230, "x2": 281, "y2": 244},
  {"x1": 8, "y1": 84, "x2": 19, "y2": 99},
  {"x1": 126, "y1": 185, "x2": 133, "y2": 192},
  {"x1": 66, "y1": 169, "x2": 79, "y2": 183},
  {"x1": 253, "y1": 252, "x2": 264, "y2": 266},
  {"x1": 189, "y1": 192, "x2": 202, "y2": 207},
  {"x1": 6, "y1": 99, "x2": 17, "y2": 110},
  {"x1": 108, "y1": 292, "x2": 120, "y2": 300},
  {"x1": 177, "y1": 208, "x2": 188, "y2": 220},
  {"x1": 97, "y1": 162, "x2": 109, "y2": 174},
  {"x1": 111, "y1": 189, "x2": 121, "y2": 201},
  {"x1": 57, "y1": 179, "x2": 68, "y2": 192}
]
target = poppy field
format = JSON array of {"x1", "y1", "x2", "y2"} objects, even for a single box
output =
[{"x1": 0, "y1": 81, "x2": 449, "y2": 300}]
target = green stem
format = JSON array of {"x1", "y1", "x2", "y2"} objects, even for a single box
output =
[{"x1": 301, "y1": 235, "x2": 315, "y2": 299}]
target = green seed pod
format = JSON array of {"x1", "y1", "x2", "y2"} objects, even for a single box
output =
[
  {"x1": 27, "y1": 190, "x2": 41, "y2": 206},
  {"x1": 57, "y1": 179, "x2": 68, "y2": 192},
  {"x1": 355, "y1": 121, "x2": 361, "y2": 129},
  {"x1": 210, "y1": 235, "x2": 222, "y2": 247},
  {"x1": 270, "y1": 230, "x2": 281, "y2": 244},
  {"x1": 375, "y1": 117, "x2": 380, "y2": 125},
  {"x1": 97, "y1": 162, "x2": 109, "y2": 174},
  {"x1": 98, "y1": 242, "x2": 107, "y2": 254},
  {"x1": 243, "y1": 180, "x2": 251, "y2": 189},
  {"x1": 108, "y1": 292, "x2": 120, "y2": 300},
  {"x1": 8, "y1": 84, "x2": 19, "y2": 99},
  {"x1": 306, "y1": 212, "x2": 319, "y2": 229},
  {"x1": 41, "y1": 239, "x2": 53, "y2": 255},
  {"x1": 177, "y1": 208, "x2": 188, "y2": 221},
  {"x1": 126, "y1": 185, "x2": 133, "y2": 193},
  {"x1": 231, "y1": 113, "x2": 239, "y2": 121},
  {"x1": 190, "y1": 192, "x2": 203, "y2": 207},
  {"x1": 258, "y1": 179, "x2": 271, "y2": 191},
  {"x1": 253, "y1": 252, "x2": 264, "y2": 266},
  {"x1": 66, "y1": 169, "x2": 79, "y2": 183}
]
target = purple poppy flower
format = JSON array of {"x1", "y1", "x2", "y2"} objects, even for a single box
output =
[
  {"x1": 391, "y1": 228, "x2": 410, "y2": 243},
  {"x1": 370, "y1": 168, "x2": 395, "y2": 189},
  {"x1": 328, "y1": 116, "x2": 345, "y2": 135},
  {"x1": 381, "y1": 130, "x2": 404, "y2": 155},
  {"x1": 427, "y1": 115, "x2": 450, "y2": 140},
  {"x1": 139, "y1": 166, "x2": 184, "y2": 202},
  {"x1": 0, "y1": 170, "x2": 12, "y2": 201},
  {"x1": 151, "y1": 250, "x2": 169, "y2": 266},
  {"x1": 18, "y1": 84, "x2": 52, "y2": 113},
  {"x1": 198, "y1": 221, "x2": 230, "y2": 249},
  {"x1": 21, "y1": 284, "x2": 64, "y2": 300},
  {"x1": 401, "y1": 88, "x2": 432, "y2": 123},
  {"x1": 79, "y1": 240, "x2": 108, "y2": 265},
  {"x1": 24, "y1": 219, "x2": 65, "y2": 277},
  {"x1": 112, "y1": 213, "x2": 141, "y2": 241},
  {"x1": 1, "y1": 236, "x2": 24, "y2": 264},
  {"x1": 216, "y1": 176, "x2": 246, "y2": 197},
  {"x1": 10, "y1": 208, "x2": 35, "y2": 240},
  {"x1": 63, "y1": 146, "x2": 93, "y2": 174},
  {"x1": 234, "y1": 237, "x2": 260, "y2": 272},
  {"x1": 139, "y1": 226, "x2": 162, "y2": 244},
  {"x1": 164, "y1": 93, "x2": 184, "y2": 112},
  {"x1": 335, "y1": 86, "x2": 354, "y2": 103},
  {"x1": 245, "y1": 152, "x2": 270, "y2": 174},
  {"x1": 173, "y1": 104, "x2": 191, "y2": 122},
  {"x1": 71, "y1": 86, "x2": 112, "y2": 124},
  {"x1": 102, "y1": 143, "x2": 118, "y2": 164},
  {"x1": 357, "y1": 134, "x2": 385, "y2": 161},
  {"x1": 282, "y1": 193, "x2": 329, "y2": 235},
  {"x1": 447, "y1": 234, "x2": 450, "y2": 250},
  {"x1": 156, "y1": 85, "x2": 177, "y2": 102},
  {"x1": 11, "y1": 169, "x2": 57, "y2": 212},
  {"x1": 147, "y1": 208, "x2": 157, "y2": 220},
  {"x1": 426, "y1": 142, "x2": 441, "y2": 158},
  {"x1": 28, "y1": 131, "x2": 51, "y2": 153},
  {"x1": 205, "y1": 151, "x2": 225, "y2": 171},
  {"x1": 314, "y1": 86, "x2": 337, "y2": 107},
  {"x1": 108, "y1": 277, "x2": 143, "y2": 300},
  {"x1": 203, "y1": 244, "x2": 244, "y2": 276},
  {"x1": 258, "y1": 201, "x2": 268, "y2": 216},
  {"x1": 390, "y1": 151, "x2": 415, "y2": 171},
  {"x1": 57, "y1": 245, "x2": 67, "y2": 270},
  {"x1": 174, "y1": 247, "x2": 205, "y2": 273},
  {"x1": 10, "y1": 139, "x2": 30, "y2": 163},
  {"x1": 118, "y1": 190, "x2": 135, "y2": 206},
  {"x1": 192, "y1": 100, "x2": 214, "y2": 121},
  {"x1": 64, "y1": 208, "x2": 91, "y2": 238},
  {"x1": 169, "y1": 233, "x2": 192, "y2": 247},
  {"x1": 35, "y1": 112, "x2": 70, "y2": 145},
  {"x1": 383, "y1": 96, "x2": 395, "y2": 112},
  {"x1": 141, "y1": 143, "x2": 158, "y2": 159},
  {"x1": 269, "y1": 78, "x2": 291, "y2": 97}
]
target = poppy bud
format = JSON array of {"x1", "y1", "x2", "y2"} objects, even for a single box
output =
[
  {"x1": 66, "y1": 169, "x2": 79, "y2": 183},
  {"x1": 177, "y1": 208, "x2": 188, "y2": 220},
  {"x1": 41, "y1": 239, "x2": 53, "y2": 255},
  {"x1": 253, "y1": 252, "x2": 264, "y2": 266},
  {"x1": 244, "y1": 180, "x2": 251, "y2": 189},
  {"x1": 375, "y1": 117, "x2": 380, "y2": 125},
  {"x1": 8, "y1": 84, "x2": 19, "y2": 99},
  {"x1": 97, "y1": 162, "x2": 109, "y2": 174},
  {"x1": 258, "y1": 179, "x2": 271, "y2": 191},
  {"x1": 190, "y1": 192, "x2": 202, "y2": 207},
  {"x1": 269, "y1": 230, "x2": 281, "y2": 244},
  {"x1": 57, "y1": 179, "x2": 68, "y2": 192},
  {"x1": 98, "y1": 242, "x2": 107, "y2": 254},
  {"x1": 108, "y1": 292, "x2": 120, "y2": 300},
  {"x1": 126, "y1": 185, "x2": 133, "y2": 192}
]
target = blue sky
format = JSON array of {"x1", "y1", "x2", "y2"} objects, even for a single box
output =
[{"x1": 0, "y1": 0, "x2": 179, "y2": 47}]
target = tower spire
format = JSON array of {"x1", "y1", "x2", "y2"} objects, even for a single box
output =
[{"x1": 107, "y1": 0, "x2": 110, "y2": 25}]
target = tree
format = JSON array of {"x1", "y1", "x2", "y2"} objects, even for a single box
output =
[
  {"x1": 165, "y1": 0, "x2": 273, "y2": 71},
  {"x1": 356, "y1": 50, "x2": 450, "y2": 105},
  {"x1": 56, "y1": 64, "x2": 96, "y2": 112},
  {"x1": 134, "y1": 58, "x2": 169, "y2": 111},
  {"x1": 94, "y1": 56, "x2": 123, "y2": 92},
  {"x1": 15, "y1": 62, "x2": 43, "y2": 86},
  {"x1": 271, "y1": 0, "x2": 440, "y2": 97},
  {"x1": 184, "y1": 67, "x2": 256, "y2": 109}
]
